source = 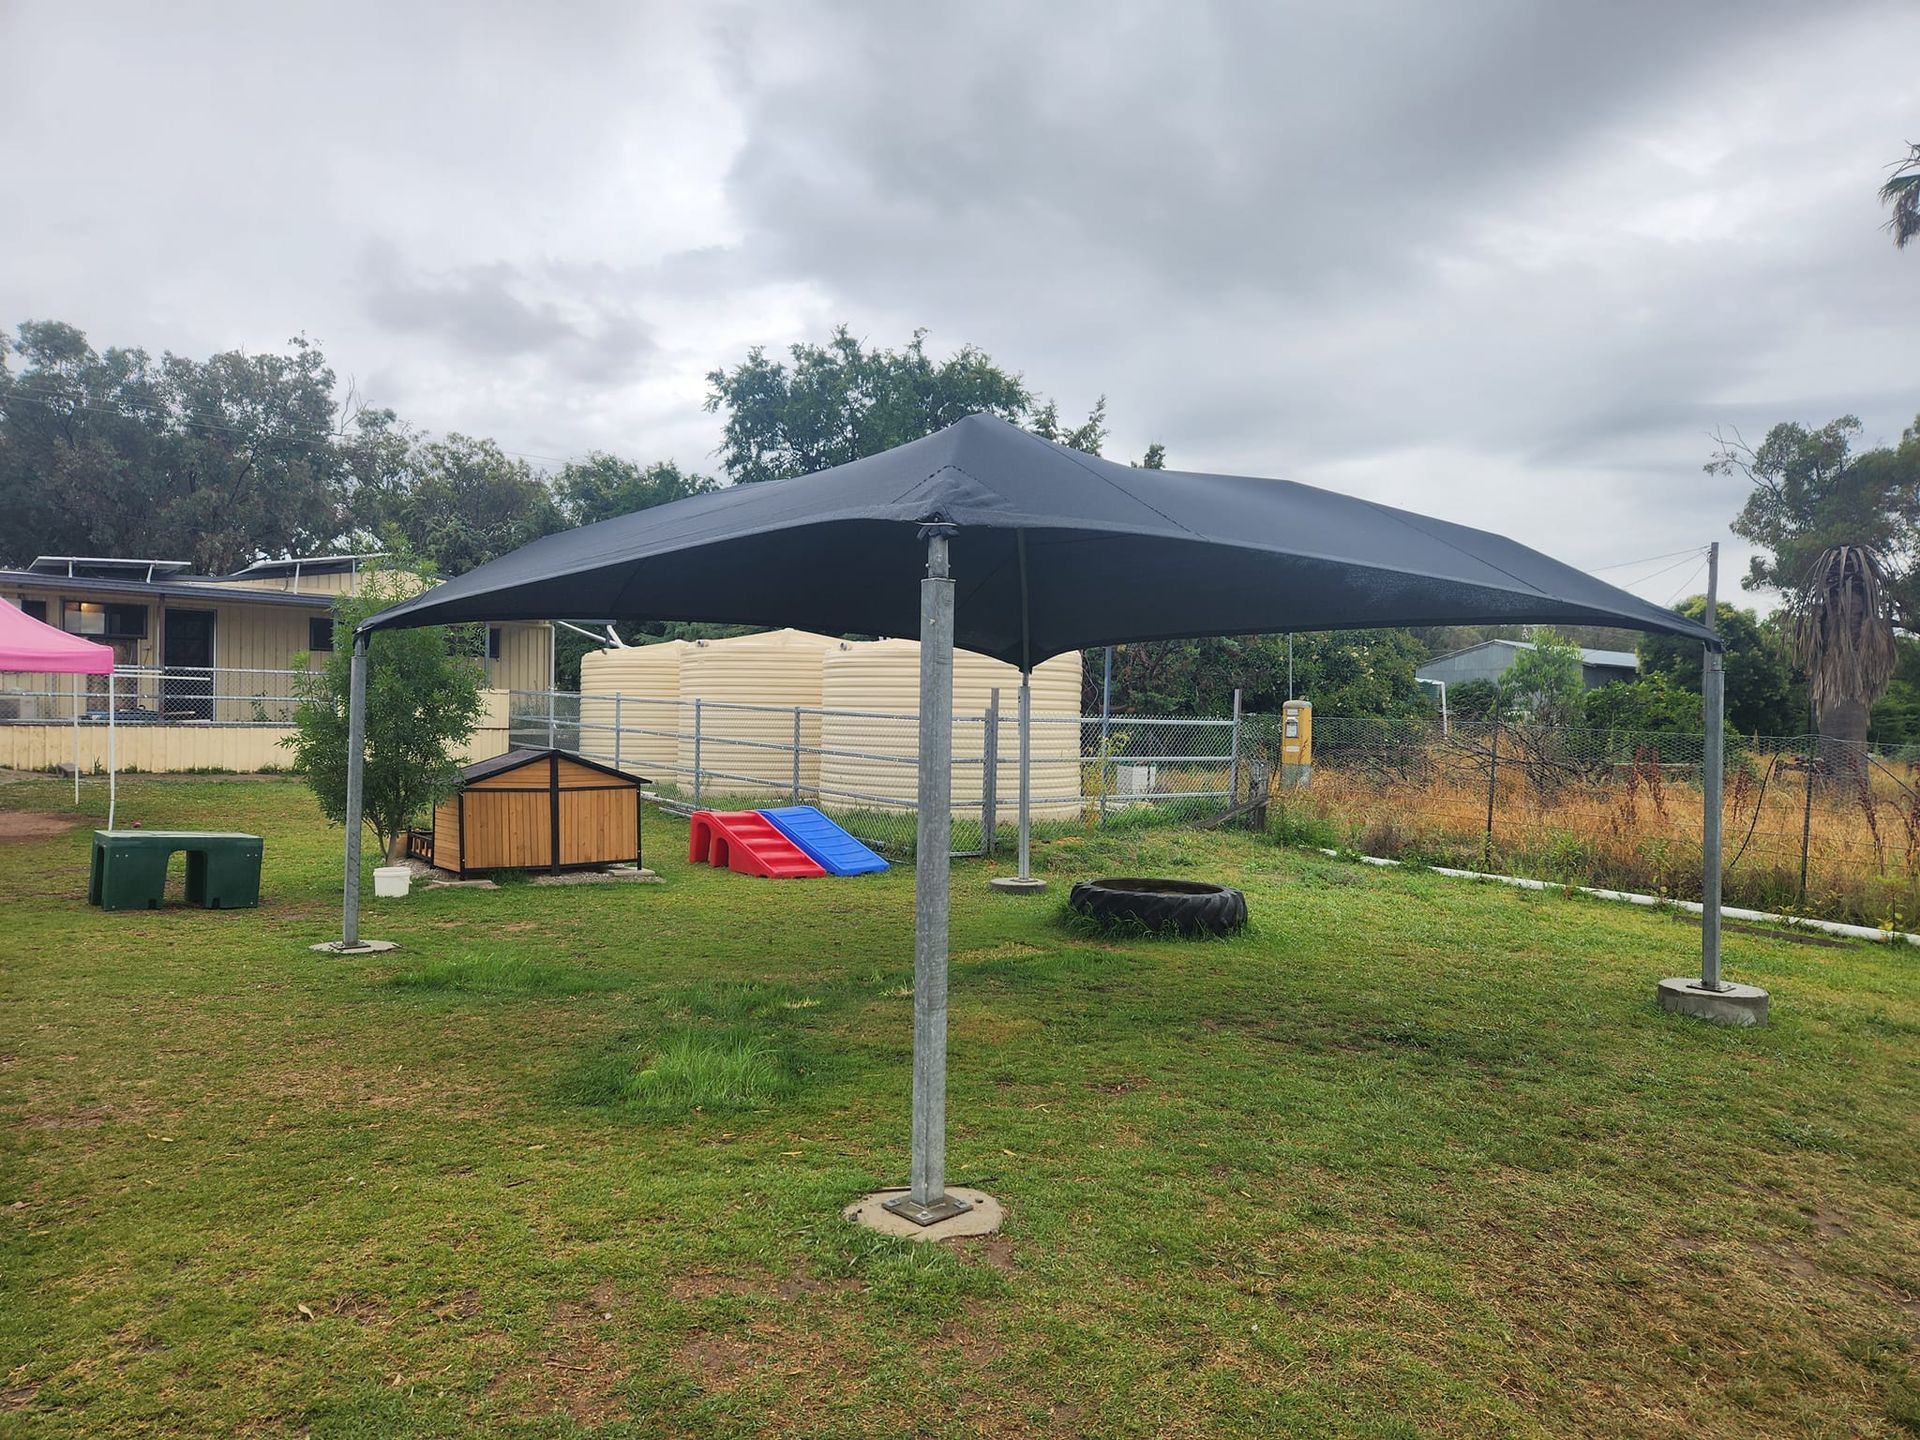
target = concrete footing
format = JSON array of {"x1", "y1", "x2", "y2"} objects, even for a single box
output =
[
  {"x1": 844, "y1": 1187, "x2": 1003, "y2": 1241},
  {"x1": 988, "y1": 876, "x2": 1048, "y2": 895},
  {"x1": 1657, "y1": 977, "x2": 1770, "y2": 1026},
  {"x1": 309, "y1": 939, "x2": 398, "y2": 955}
]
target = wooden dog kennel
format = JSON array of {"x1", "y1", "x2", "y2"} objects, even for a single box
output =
[{"x1": 410, "y1": 749, "x2": 646, "y2": 876}]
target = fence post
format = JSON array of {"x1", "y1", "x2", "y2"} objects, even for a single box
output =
[
  {"x1": 1229, "y1": 687, "x2": 1243, "y2": 813},
  {"x1": 1099, "y1": 649, "x2": 1113, "y2": 828},
  {"x1": 613, "y1": 694, "x2": 623, "y2": 773},
  {"x1": 1799, "y1": 735, "x2": 1815, "y2": 906},
  {"x1": 693, "y1": 697, "x2": 703, "y2": 810},
  {"x1": 982, "y1": 690, "x2": 999, "y2": 857},
  {"x1": 1483, "y1": 718, "x2": 1499, "y2": 871},
  {"x1": 792, "y1": 706, "x2": 802, "y2": 803},
  {"x1": 546, "y1": 687, "x2": 557, "y2": 750}
]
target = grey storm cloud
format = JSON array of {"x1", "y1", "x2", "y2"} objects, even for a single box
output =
[
  {"x1": 1, "y1": 0, "x2": 1916, "y2": 602},
  {"x1": 358, "y1": 245, "x2": 657, "y2": 383}
]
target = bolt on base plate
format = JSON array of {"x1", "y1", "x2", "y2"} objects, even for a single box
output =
[
  {"x1": 882, "y1": 1191, "x2": 974, "y2": 1226},
  {"x1": 847, "y1": 1187, "x2": 1002, "y2": 1240}
]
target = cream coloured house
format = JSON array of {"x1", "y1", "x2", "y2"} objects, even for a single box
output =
[{"x1": 0, "y1": 555, "x2": 544, "y2": 772}]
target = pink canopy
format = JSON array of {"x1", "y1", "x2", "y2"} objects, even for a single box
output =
[{"x1": 0, "y1": 599, "x2": 114, "y2": 674}]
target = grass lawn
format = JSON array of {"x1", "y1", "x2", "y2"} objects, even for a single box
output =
[{"x1": 2, "y1": 774, "x2": 1917, "y2": 1438}]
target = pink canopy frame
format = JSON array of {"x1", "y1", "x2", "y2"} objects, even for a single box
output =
[{"x1": 0, "y1": 601, "x2": 118, "y2": 823}]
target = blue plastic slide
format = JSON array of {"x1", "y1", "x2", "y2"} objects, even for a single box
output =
[{"x1": 756, "y1": 806, "x2": 890, "y2": 876}]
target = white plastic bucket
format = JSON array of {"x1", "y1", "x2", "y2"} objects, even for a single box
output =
[{"x1": 373, "y1": 865, "x2": 411, "y2": 899}]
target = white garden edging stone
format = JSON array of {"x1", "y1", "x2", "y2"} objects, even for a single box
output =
[{"x1": 1311, "y1": 848, "x2": 1920, "y2": 948}]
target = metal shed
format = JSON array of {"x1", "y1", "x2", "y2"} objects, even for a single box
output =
[{"x1": 412, "y1": 748, "x2": 647, "y2": 877}]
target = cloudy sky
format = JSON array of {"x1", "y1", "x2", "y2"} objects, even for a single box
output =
[{"x1": 4, "y1": 0, "x2": 1917, "y2": 611}]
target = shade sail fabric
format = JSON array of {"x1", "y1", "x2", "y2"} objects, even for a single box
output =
[
  {"x1": 360, "y1": 413, "x2": 1717, "y2": 659},
  {"x1": 0, "y1": 600, "x2": 114, "y2": 674}
]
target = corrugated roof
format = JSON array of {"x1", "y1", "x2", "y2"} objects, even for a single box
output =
[
  {"x1": 1418, "y1": 638, "x2": 1640, "y2": 670},
  {"x1": 0, "y1": 569, "x2": 335, "y2": 609}
]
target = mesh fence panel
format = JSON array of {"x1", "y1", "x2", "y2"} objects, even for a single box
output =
[
  {"x1": 514, "y1": 691, "x2": 992, "y2": 859},
  {"x1": 0, "y1": 666, "x2": 304, "y2": 726},
  {"x1": 509, "y1": 692, "x2": 1920, "y2": 927},
  {"x1": 1295, "y1": 714, "x2": 1920, "y2": 927}
]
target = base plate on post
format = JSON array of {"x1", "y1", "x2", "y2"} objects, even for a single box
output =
[
  {"x1": 846, "y1": 1187, "x2": 1003, "y2": 1240},
  {"x1": 1657, "y1": 976, "x2": 1769, "y2": 1026},
  {"x1": 988, "y1": 876, "x2": 1048, "y2": 895},
  {"x1": 309, "y1": 939, "x2": 399, "y2": 955},
  {"x1": 882, "y1": 1191, "x2": 974, "y2": 1226}
]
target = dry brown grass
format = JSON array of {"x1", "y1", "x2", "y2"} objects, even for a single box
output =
[{"x1": 1283, "y1": 744, "x2": 1920, "y2": 928}]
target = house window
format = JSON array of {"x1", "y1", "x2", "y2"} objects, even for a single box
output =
[
  {"x1": 20, "y1": 598, "x2": 47, "y2": 623},
  {"x1": 487, "y1": 626, "x2": 503, "y2": 660},
  {"x1": 63, "y1": 601, "x2": 147, "y2": 638},
  {"x1": 308, "y1": 617, "x2": 335, "y2": 652}
]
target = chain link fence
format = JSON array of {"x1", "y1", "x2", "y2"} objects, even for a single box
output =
[
  {"x1": 0, "y1": 665, "x2": 303, "y2": 725},
  {"x1": 1295, "y1": 715, "x2": 1920, "y2": 928},
  {"x1": 503, "y1": 691, "x2": 1920, "y2": 925},
  {"x1": 508, "y1": 690, "x2": 1244, "y2": 860}
]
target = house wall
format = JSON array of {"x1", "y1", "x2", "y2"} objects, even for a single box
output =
[
  {"x1": 0, "y1": 689, "x2": 517, "y2": 774},
  {"x1": 1417, "y1": 643, "x2": 1639, "y2": 694},
  {"x1": 0, "y1": 581, "x2": 327, "y2": 722},
  {"x1": 1415, "y1": 644, "x2": 1524, "y2": 689},
  {"x1": 489, "y1": 622, "x2": 552, "y2": 693},
  {"x1": 221, "y1": 571, "x2": 360, "y2": 595}
]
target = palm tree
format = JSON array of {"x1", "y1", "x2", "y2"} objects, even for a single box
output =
[
  {"x1": 1882, "y1": 143, "x2": 1920, "y2": 249},
  {"x1": 1794, "y1": 545, "x2": 1897, "y2": 754}
]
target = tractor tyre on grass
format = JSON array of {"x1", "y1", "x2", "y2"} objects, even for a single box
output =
[{"x1": 1068, "y1": 877, "x2": 1248, "y2": 937}]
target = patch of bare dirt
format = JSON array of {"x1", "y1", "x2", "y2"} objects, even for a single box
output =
[
  {"x1": 327, "y1": 1294, "x2": 392, "y2": 1326},
  {"x1": 430, "y1": 1289, "x2": 481, "y2": 1321},
  {"x1": 2, "y1": 1384, "x2": 40, "y2": 1410},
  {"x1": 0, "y1": 810, "x2": 81, "y2": 842},
  {"x1": 15, "y1": 1102, "x2": 148, "y2": 1131},
  {"x1": 949, "y1": 1234, "x2": 1016, "y2": 1273},
  {"x1": 669, "y1": 1272, "x2": 761, "y2": 1299},
  {"x1": 674, "y1": 1333, "x2": 757, "y2": 1391},
  {"x1": 491, "y1": 1280, "x2": 632, "y2": 1427},
  {"x1": 776, "y1": 1269, "x2": 864, "y2": 1300}
]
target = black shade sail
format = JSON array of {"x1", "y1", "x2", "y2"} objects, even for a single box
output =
[{"x1": 361, "y1": 413, "x2": 1717, "y2": 661}]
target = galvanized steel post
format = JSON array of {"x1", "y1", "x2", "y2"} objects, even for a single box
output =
[
  {"x1": 1017, "y1": 670, "x2": 1033, "y2": 880},
  {"x1": 1229, "y1": 687, "x2": 1243, "y2": 809},
  {"x1": 341, "y1": 633, "x2": 369, "y2": 946},
  {"x1": 1701, "y1": 542, "x2": 1725, "y2": 990},
  {"x1": 692, "y1": 697, "x2": 703, "y2": 810},
  {"x1": 792, "y1": 706, "x2": 803, "y2": 802},
  {"x1": 982, "y1": 688, "x2": 1000, "y2": 856},
  {"x1": 1099, "y1": 646, "x2": 1113, "y2": 827},
  {"x1": 613, "y1": 694, "x2": 623, "y2": 772},
  {"x1": 885, "y1": 524, "x2": 969, "y2": 1226}
]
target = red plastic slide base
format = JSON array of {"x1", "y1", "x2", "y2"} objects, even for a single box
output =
[{"x1": 687, "y1": 810, "x2": 827, "y2": 878}]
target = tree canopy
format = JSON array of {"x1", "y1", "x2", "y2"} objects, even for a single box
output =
[
  {"x1": 1637, "y1": 595, "x2": 1803, "y2": 735},
  {"x1": 1502, "y1": 630, "x2": 1584, "y2": 724},
  {"x1": 1881, "y1": 141, "x2": 1920, "y2": 250},
  {"x1": 283, "y1": 559, "x2": 487, "y2": 860},
  {"x1": 0, "y1": 322, "x2": 348, "y2": 573},
  {"x1": 704, "y1": 326, "x2": 1113, "y2": 483},
  {"x1": 1717, "y1": 414, "x2": 1920, "y2": 627},
  {"x1": 1093, "y1": 630, "x2": 1428, "y2": 717}
]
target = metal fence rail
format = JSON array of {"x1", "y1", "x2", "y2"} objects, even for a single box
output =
[
  {"x1": 508, "y1": 689, "x2": 1246, "y2": 859},
  {"x1": 1297, "y1": 712, "x2": 1920, "y2": 928},
  {"x1": 0, "y1": 665, "x2": 306, "y2": 726}
]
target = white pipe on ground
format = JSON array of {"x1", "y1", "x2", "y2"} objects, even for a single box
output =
[{"x1": 1313, "y1": 848, "x2": 1920, "y2": 947}]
